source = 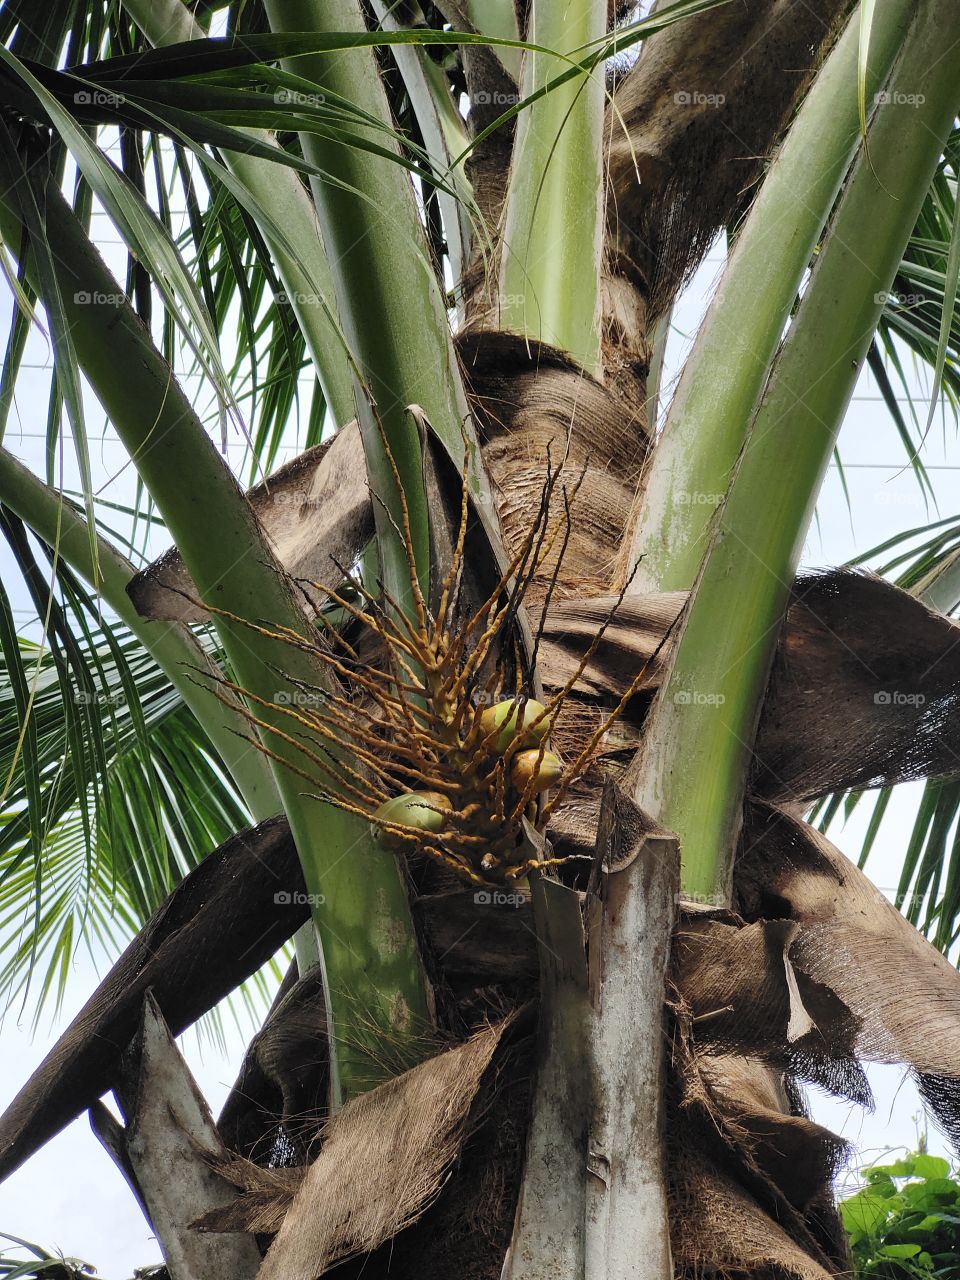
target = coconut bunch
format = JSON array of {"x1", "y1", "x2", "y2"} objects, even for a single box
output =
[{"x1": 203, "y1": 448, "x2": 662, "y2": 888}]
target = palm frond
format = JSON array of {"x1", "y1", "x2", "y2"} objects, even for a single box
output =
[
  {"x1": 848, "y1": 513, "x2": 960, "y2": 612},
  {"x1": 0, "y1": 1229, "x2": 96, "y2": 1279},
  {"x1": 875, "y1": 132, "x2": 960, "y2": 428},
  {"x1": 0, "y1": 528, "x2": 254, "y2": 1018}
]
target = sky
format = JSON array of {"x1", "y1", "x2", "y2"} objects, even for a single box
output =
[{"x1": 0, "y1": 202, "x2": 959, "y2": 1275}]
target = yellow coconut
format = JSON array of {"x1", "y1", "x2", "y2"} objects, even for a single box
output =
[{"x1": 509, "y1": 749, "x2": 564, "y2": 795}]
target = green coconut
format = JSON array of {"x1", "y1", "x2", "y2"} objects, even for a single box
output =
[
  {"x1": 477, "y1": 698, "x2": 550, "y2": 754},
  {"x1": 372, "y1": 791, "x2": 451, "y2": 848}
]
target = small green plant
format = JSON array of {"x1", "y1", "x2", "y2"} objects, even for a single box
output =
[
  {"x1": 840, "y1": 1152, "x2": 960, "y2": 1278},
  {"x1": 0, "y1": 1231, "x2": 165, "y2": 1280},
  {"x1": 0, "y1": 1231, "x2": 96, "y2": 1279}
]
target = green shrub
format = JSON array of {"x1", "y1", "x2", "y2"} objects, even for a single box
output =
[{"x1": 840, "y1": 1153, "x2": 960, "y2": 1278}]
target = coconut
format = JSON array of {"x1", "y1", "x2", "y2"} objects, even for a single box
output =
[
  {"x1": 478, "y1": 698, "x2": 550, "y2": 754},
  {"x1": 509, "y1": 749, "x2": 564, "y2": 795},
  {"x1": 372, "y1": 791, "x2": 451, "y2": 848}
]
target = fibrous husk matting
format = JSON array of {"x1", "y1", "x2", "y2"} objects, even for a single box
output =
[
  {"x1": 541, "y1": 570, "x2": 960, "y2": 859},
  {"x1": 129, "y1": 332, "x2": 649, "y2": 627},
  {"x1": 458, "y1": 331, "x2": 647, "y2": 597},
  {"x1": 737, "y1": 803, "x2": 960, "y2": 1143},
  {"x1": 249, "y1": 1019, "x2": 511, "y2": 1280},
  {"x1": 606, "y1": 0, "x2": 848, "y2": 317},
  {"x1": 193, "y1": 1157, "x2": 305, "y2": 1238},
  {"x1": 127, "y1": 429, "x2": 372, "y2": 625},
  {"x1": 751, "y1": 570, "x2": 960, "y2": 802},
  {"x1": 674, "y1": 914, "x2": 870, "y2": 1106},
  {"x1": 669, "y1": 1048, "x2": 849, "y2": 1280},
  {"x1": 665, "y1": 797, "x2": 960, "y2": 1278}
]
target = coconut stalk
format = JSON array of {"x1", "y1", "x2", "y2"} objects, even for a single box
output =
[
  {"x1": 628, "y1": 0, "x2": 960, "y2": 906},
  {"x1": 121, "y1": 0, "x2": 356, "y2": 427},
  {"x1": 262, "y1": 0, "x2": 476, "y2": 612},
  {"x1": 626, "y1": 0, "x2": 915, "y2": 594},
  {"x1": 0, "y1": 446, "x2": 278, "y2": 820},
  {"x1": 0, "y1": 180, "x2": 431, "y2": 1103},
  {"x1": 497, "y1": 0, "x2": 606, "y2": 372}
]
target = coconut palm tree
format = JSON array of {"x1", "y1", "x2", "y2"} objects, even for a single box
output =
[{"x1": 1, "y1": 0, "x2": 960, "y2": 1275}]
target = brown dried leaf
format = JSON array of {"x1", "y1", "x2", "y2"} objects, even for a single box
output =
[
  {"x1": 739, "y1": 804, "x2": 960, "y2": 1140},
  {"x1": 257, "y1": 1019, "x2": 511, "y2": 1279},
  {"x1": 128, "y1": 429, "x2": 372, "y2": 623},
  {"x1": 0, "y1": 819, "x2": 305, "y2": 1185},
  {"x1": 607, "y1": 0, "x2": 847, "y2": 317}
]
